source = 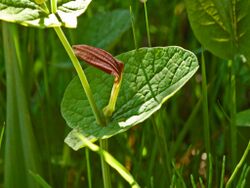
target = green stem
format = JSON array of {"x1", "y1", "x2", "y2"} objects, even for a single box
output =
[
  {"x1": 201, "y1": 51, "x2": 212, "y2": 188},
  {"x1": 41, "y1": 2, "x2": 50, "y2": 14},
  {"x1": 170, "y1": 99, "x2": 201, "y2": 157},
  {"x1": 129, "y1": 6, "x2": 138, "y2": 49},
  {"x1": 228, "y1": 60, "x2": 237, "y2": 169},
  {"x1": 54, "y1": 27, "x2": 110, "y2": 188},
  {"x1": 38, "y1": 30, "x2": 50, "y2": 100},
  {"x1": 100, "y1": 140, "x2": 111, "y2": 188},
  {"x1": 103, "y1": 74, "x2": 123, "y2": 117},
  {"x1": 50, "y1": 0, "x2": 57, "y2": 13},
  {"x1": 219, "y1": 156, "x2": 226, "y2": 188},
  {"x1": 85, "y1": 149, "x2": 92, "y2": 188},
  {"x1": 143, "y1": 1, "x2": 151, "y2": 47},
  {"x1": 152, "y1": 112, "x2": 171, "y2": 186},
  {"x1": 53, "y1": 27, "x2": 104, "y2": 126},
  {"x1": 77, "y1": 133, "x2": 139, "y2": 187},
  {"x1": 226, "y1": 140, "x2": 250, "y2": 188}
]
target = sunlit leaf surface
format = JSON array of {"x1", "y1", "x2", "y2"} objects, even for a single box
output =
[{"x1": 61, "y1": 46, "x2": 199, "y2": 150}]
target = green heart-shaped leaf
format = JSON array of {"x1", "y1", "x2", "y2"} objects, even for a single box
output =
[
  {"x1": 0, "y1": 0, "x2": 91, "y2": 28},
  {"x1": 61, "y1": 46, "x2": 199, "y2": 150},
  {"x1": 185, "y1": 0, "x2": 250, "y2": 61}
]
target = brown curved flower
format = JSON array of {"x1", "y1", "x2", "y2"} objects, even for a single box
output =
[{"x1": 73, "y1": 45, "x2": 124, "y2": 81}]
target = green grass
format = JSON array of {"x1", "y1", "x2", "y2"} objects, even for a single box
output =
[{"x1": 0, "y1": 1, "x2": 250, "y2": 188}]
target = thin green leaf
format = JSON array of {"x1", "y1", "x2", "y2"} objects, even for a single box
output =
[
  {"x1": 29, "y1": 171, "x2": 52, "y2": 188},
  {"x1": 226, "y1": 140, "x2": 250, "y2": 188},
  {"x1": 190, "y1": 174, "x2": 197, "y2": 188}
]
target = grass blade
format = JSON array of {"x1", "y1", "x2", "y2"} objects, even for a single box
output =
[
  {"x1": 190, "y1": 174, "x2": 197, "y2": 188},
  {"x1": 2, "y1": 22, "x2": 42, "y2": 188},
  {"x1": 29, "y1": 171, "x2": 52, "y2": 188},
  {"x1": 201, "y1": 50, "x2": 212, "y2": 188},
  {"x1": 0, "y1": 125, "x2": 5, "y2": 152},
  {"x1": 226, "y1": 140, "x2": 250, "y2": 188},
  {"x1": 219, "y1": 155, "x2": 226, "y2": 188},
  {"x1": 228, "y1": 59, "x2": 237, "y2": 169},
  {"x1": 143, "y1": 0, "x2": 151, "y2": 47}
]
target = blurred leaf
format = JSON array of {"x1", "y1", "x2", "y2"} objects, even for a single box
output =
[
  {"x1": 29, "y1": 171, "x2": 52, "y2": 188},
  {"x1": 185, "y1": 0, "x2": 250, "y2": 61},
  {"x1": 74, "y1": 9, "x2": 131, "y2": 49},
  {"x1": 236, "y1": 109, "x2": 250, "y2": 127},
  {"x1": 3, "y1": 23, "x2": 42, "y2": 188},
  {"x1": 61, "y1": 46, "x2": 199, "y2": 150},
  {"x1": 0, "y1": 0, "x2": 92, "y2": 28}
]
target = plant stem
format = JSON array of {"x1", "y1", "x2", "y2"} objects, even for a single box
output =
[
  {"x1": 103, "y1": 74, "x2": 123, "y2": 118},
  {"x1": 226, "y1": 140, "x2": 250, "y2": 188},
  {"x1": 38, "y1": 30, "x2": 50, "y2": 100},
  {"x1": 201, "y1": 51, "x2": 212, "y2": 188},
  {"x1": 219, "y1": 155, "x2": 226, "y2": 188},
  {"x1": 129, "y1": 6, "x2": 138, "y2": 49},
  {"x1": 53, "y1": 27, "x2": 110, "y2": 188},
  {"x1": 99, "y1": 140, "x2": 111, "y2": 188},
  {"x1": 77, "y1": 133, "x2": 139, "y2": 187},
  {"x1": 143, "y1": 1, "x2": 151, "y2": 47},
  {"x1": 228, "y1": 60, "x2": 237, "y2": 169},
  {"x1": 85, "y1": 149, "x2": 92, "y2": 188},
  {"x1": 170, "y1": 99, "x2": 201, "y2": 157},
  {"x1": 152, "y1": 112, "x2": 171, "y2": 186},
  {"x1": 53, "y1": 27, "x2": 104, "y2": 126},
  {"x1": 50, "y1": 0, "x2": 57, "y2": 13},
  {"x1": 40, "y1": 2, "x2": 50, "y2": 14}
]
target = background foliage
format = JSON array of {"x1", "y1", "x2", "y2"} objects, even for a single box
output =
[{"x1": 0, "y1": 0, "x2": 249, "y2": 187}]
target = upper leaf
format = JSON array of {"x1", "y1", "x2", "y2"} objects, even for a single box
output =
[
  {"x1": 185, "y1": 0, "x2": 250, "y2": 61},
  {"x1": 74, "y1": 9, "x2": 131, "y2": 49},
  {"x1": 61, "y1": 46, "x2": 199, "y2": 150},
  {"x1": 0, "y1": 0, "x2": 91, "y2": 28}
]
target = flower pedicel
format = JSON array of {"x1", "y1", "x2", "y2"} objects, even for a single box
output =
[{"x1": 73, "y1": 44, "x2": 124, "y2": 118}]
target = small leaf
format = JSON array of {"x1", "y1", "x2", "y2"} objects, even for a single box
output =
[
  {"x1": 185, "y1": 0, "x2": 250, "y2": 61},
  {"x1": 236, "y1": 109, "x2": 250, "y2": 127},
  {"x1": 61, "y1": 46, "x2": 199, "y2": 150},
  {"x1": 0, "y1": 0, "x2": 92, "y2": 28}
]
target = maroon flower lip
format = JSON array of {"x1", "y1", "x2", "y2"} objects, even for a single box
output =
[{"x1": 72, "y1": 45, "x2": 124, "y2": 81}]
